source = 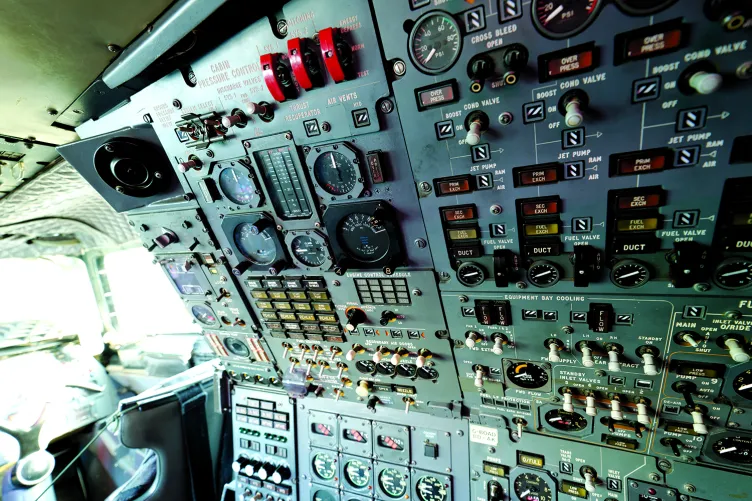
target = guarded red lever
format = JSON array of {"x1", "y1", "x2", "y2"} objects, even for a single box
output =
[
  {"x1": 261, "y1": 53, "x2": 289, "y2": 102},
  {"x1": 287, "y1": 38, "x2": 314, "y2": 90},
  {"x1": 318, "y1": 27, "x2": 352, "y2": 83}
]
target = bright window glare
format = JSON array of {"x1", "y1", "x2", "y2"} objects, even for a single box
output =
[
  {"x1": 104, "y1": 247, "x2": 200, "y2": 341},
  {"x1": 0, "y1": 256, "x2": 102, "y2": 354}
]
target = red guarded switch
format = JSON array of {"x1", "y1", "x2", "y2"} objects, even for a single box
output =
[
  {"x1": 318, "y1": 27, "x2": 355, "y2": 83},
  {"x1": 287, "y1": 38, "x2": 323, "y2": 90},
  {"x1": 260, "y1": 53, "x2": 296, "y2": 102}
]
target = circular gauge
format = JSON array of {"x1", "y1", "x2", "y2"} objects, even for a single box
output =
[
  {"x1": 338, "y1": 212, "x2": 391, "y2": 263},
  {"x1": 291, "y1": 235, "x2": 328, "y2": 267},
  {"x1": 312, "y1": 490, "x2": 337, "y2": 501},
  {"x1": 376, "y1": 361, "x2": 397, "y2": 376},
  {"x1": 223, "y1": 337, "x2": 250, "y2": 357},
  {"x1": 312, "y1": 452, "x2": 337, "y2": 481},
  {"x1": 506, "y1": 362, "x2": 549, "y2": 389},
  {"x1": 344, "y1": 459, "x2": 371, "y2": 488},
  {"x1": 415, "y1": 475, "x2": 448, "y2": 501},
  {"x1": 615, "y1": 0, "x2": 677, "y2": 15},
  {"x1": 218, "y1": 167, "x2": 258, "y2": 205},
  {"x1": 714, "y1": 258, "x2": 752, "y2": 290},
  {"x1": 544, "y1": 409, "x2": 589, "y2": 432},
  {"x1": 710, "y1": 434, "x2": 752, "y2": 464},
  {"x1": 733, "y1": 369, "x2": 752, "y2": 400},
  {"x1": 379, "y1": 468, "x2": 408, "y2": 498},
  {"x1": 527, "y1": 261, "x2": 560, "y2": 288},
  {"x1": 611, "y1": 260, "x2": 651, "y2": 289},
  {"x1": 513, "y1": 472, "x2": 553, "y2": 501},
  {"x1": 397, "y1": 364, "x2": 418, "y2": 378},
  {"x1": 234, "y1": 222, "x2": 278, "y2": 265},
  {"x1": 533, "y1": 0, "x2": 602, "y2": 39},
  {"x1": 191, "y1": 305, "x2": 218, "y2": 327},
  {"x1": 456, "y1": 262, "x2": 486, "y2": 287},
  {"x1": 417, "y1": 367, "x2": 439, "y2": 380},
  {"x1": 408, "y1": 11, "x2": 462, "y2": 74},
  {"x1": 356, "y1": 360, "x2": 376, "y2": 374},
  {"x1": 314, "y1": 151, "x2": 359, "y2": 196}
]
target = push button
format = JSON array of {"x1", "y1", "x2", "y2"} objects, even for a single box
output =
[
  {"x1": 464, "y1": 5, "x2": 485, "y2": 33},
  {"x1": 676, "y1": 107, "x2": 707, "y2": 132},
  {"x1": 674, "y1": 145, "x2": 701, "y2": 167},
  {"x1": 563, "y1": 161, "x2": 584, "y2": 179},
  {"x1": 632, "y1": 76, "x2": 661, "y2": 103},
  {"x1": 562, "y1": 127, "x2": 585, "y2": 149},
  {"x1": 435, "y1": 120, "x2": 455, "y2": 140},
  {"x1": 522, "y1": 101, "x2": 546, "y2": 123},
  {"x1": 472, "y1": 144, "x2": 491, "y2": 163},
  {"x1": 352, "y1": 108, "x2": 371, "y2": 128},
  {"x1": 475, "y1": 173, "x2": 493, "y2": 189}
]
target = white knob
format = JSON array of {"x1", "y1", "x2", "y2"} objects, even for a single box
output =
[
  {"x1": 306, "y1": 361, "x2": 314, "y2": 376},
  {"x1": 416, "y1": 355, "x2": 427, "y2": 368},
  {"x1": 465, "y1": 120, "x2": 482, "y2": 146},
  {"x1": 282, "y1": 347, "x2": 290, "y2": 358},
  {"x1": 391, "y1": 353, "x2": 402, "y2": 365},
  {"x1": 641, "y1": 353, "x2": 659, "y2": 376},
  {"x1": 232, "y1": 461, "x2": 242, "y2": 473},
  {"x1": 492, "y1": 338, "x2": 505, "y2": 356},
  {"x1": 608, "y1": 350, "x2": 621, "y2": 372},
  {"x1": 243, "y1": 464, "x2": 255, "y2": 477},
  {"x1": 584, "y1": 472, "x2": 596, "y2": 493},
  {"x1": 355, "y1": 382, "x2": 370, "y2": 398},
  {"x1": 466, "y1": 333, "x2": 480, "y2": 348},
  {"x1": 257, "y1": 467, "x2": 268, "y2": 480},
  {"x1": 725, "y1": 338, "x2": 751, "y2": 363},
  {"x1": 581, "y1": 346, "x2": 595, "y2": 368},
  {"x1": 337, "y1": 365, "x2": 345, "y2": 379},
  {"x1": 373, "y1": 350, "x2": 383, "y2": 363},
  {"x1": 637, "y1": 402, "x2": 651, "y2": 426},
  {"x1": 548, "y1": 344, "x2": 562, "y2": 363},
  {"x1": 691, "y1": 410, "x2": 708, "y2": 435},
  {"x1": 346, "y1": 349, "x2": 356, "y2": 361},
  {"x1": 565, "y1": 100, "x2": 584, "y2": 127},
  {"x1": 404, "y1": 399, "x2": 413, "y2": 414},
  {"x1": 563, "y1": 393, "x2": 574, "y2": 413},
  {"x1": 474, "y1": 369, "x2": 484, "y2": 388},
  {"x1": 689, "y1": 71, "x2": 723, "y2": 95},
  {"x1": 682, "y1": 332, "x2": 701, "y2": 348},
  {"x1": 271, "y1": 470, "x2": 282, "y2": 484},
  {"x1": 247, "y1": 102, "x2": 268, "y2": 115},
  {"x1": 586, "y1": 395, "x2": 598, "y2": 417},
  {"x1": 318, "y1": 365, "x2": 326, "y2": 377},
  {"x1": 611, "y1": 399, "x2": 624, "y2": 421}
]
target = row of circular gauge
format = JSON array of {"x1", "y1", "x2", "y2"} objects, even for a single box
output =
[
  {"x1": 408, "y1": 0, "x2": 678, "y2": 75},
  {"x1": 355, "y1": 360, "x2": 438, "y2": 380}
]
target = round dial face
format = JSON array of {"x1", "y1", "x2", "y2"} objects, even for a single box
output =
[
  {"x1": 291, "y1": 235, "x2": 328, "y2": 267},
  {"x1": 344, "y1": 459, "x2": 371, "y2": 488},
  {"x1": 527, "y1": 261, "x2": 560, "y2": 288},
  {"x1": 456, "y1": 262, "x2": 486, "y2": 287},
  {"x1": 711, "y1": 435, "x2": 752, "y2": 464},
  {"x1": 506, "y1": 362, "x2": 549, "y2": 389},
  {"x1": 397, "y1": 364, "x2": 418, "y2": 378},
  {"x1": 615, "y1": 0, "x2": 677, "y2": 15},
  {"x1": 313, "y1": 151, "x2": 359, "y2": 196},
  {"x1": 415, "y1": 475, "x2": 448, "y2": 501},
  {"x1": 356, "y1": 360, "x2": 376, "y2": 374},
  {"x1": 312, "y1": 453, "x2": 337, "y2": 480},
  {"x1": 714, "y1": 258, "x2": 752, "y2": 290},
  {"x1": 338, "y1": 212, "x2": 391, "y2": 263},
  {"x1": 218, "y1": 167, "x2": 258, "y2": 205},
  {"x1": 223, "y1": 337, "x2": 250, "y2": 357},
  {"x1": 376, "y1": 361, "x2": 397, "y2": 376},
  {"x1": 408, "y1": 11, "x2": 462, "y2": 74},
  {"x1": 379, "y1": 468, "x2": 408, "y2": 498},
  {"x1": 533, "y1": 0, "x2": 601, "y2": 39},
  {"x1": 611, "y1": 260, "x2": 650, "y2": 288},
  {"x1": 513, "y1": 472, "x2": 553, "y2": 501},
  {"x1": 733, "y1": 369, "x2": 752, "y2": 400},
  {"x1": 234, "y1": 222, "x2": 277, "y2": 265},
  {"x1": 191, "y1": 305, "x2": 218, "y2": 326},
  {"x1": 544, "y1": 409, "x2": 589, "y2": 432},
  {"x1": 417, "y1": 367, "x2": 439, "y2": 380},
  {"x1": 312, "y1": 490, "x2": 337, "y2": 501}
]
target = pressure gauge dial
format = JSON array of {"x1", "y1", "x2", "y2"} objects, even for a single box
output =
[
  {"x1": 733, "y1": 369, "x2": 752, "y2": 400},
  {"x1": 312, "y1": 452, "x2": 337, "y2": 481},
  {"x1": 456, "y1": 262, "x2": 486, "y2": 287},
  {"x1": 344, "y1": 459, "x2": 371, "y2": 489},
  {"x1": 506, "y1": 362, "x2": 549, "y2": 389},
  {"x1": 714, "y1": 258, "x2": 752, "y2": 290},
  {"x1": 415, "y1": 475, "x2": 448, "y2": 501},
  {"x1": 379, "y1": 467, "x2": 408, "y2": 498},
  {"x1": 544, "y1": 409, "x2": 589, "y2": 432},
  {"x1": 709, "y1": 434, "x2": 752, "y2": 464},
  {"x1": 611, "y1": 259, "x2": 650, "y2": 288},
  {"x1": 527, "y1": 261, "x2": 560, "y2": 288},
  {"x1": 513, "y1": 472, "x2": 554, "y2": 501},
  {"x1": 191, "y1": 304, "x2": 218, "y2": 327},
  {"x1": 533, "y1": 0, "x2": 602, "y2": 39},
  {"x1": 408, "y1": 11, "x2": 462, "y2": 74}
]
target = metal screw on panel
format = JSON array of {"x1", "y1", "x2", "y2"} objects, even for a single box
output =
[
  {"x1": 561, "y1": 325, "x2": 574, "y2": 334},
  {"x1": 490, "y1": 205, "x2": 502, "y2": 215},
  {"x1": 412, "y1": 289, "x2": 422, "y2": 296},
  {"x1": 684, "y1": 484, "x2": 696, "y2": 493},
  {"x1": 728, "y1": 422, "x2": 740, "y2": 428},
  {"x1": 243, "y1": 140, "x2": 252, "y2": 149},
  {"x1": 276, "y1": 19, "x2": 288, "y2": 36},
  {"x1": 332, "y1": 280, "x2": 341, "y2": 286},
  {"x1": 107, "y1": 43, "x2": 122, "y2": 53},
  {"x1": 648, "y1": 472, "x2": 660, "y2": 482},
  {"x1": 379, "y1": 99, "x2": 394, "y2": 114},
  {"x1": 154, "y1": 171, "x2": 162, "y2": 179},
  {"x1": 419, "y1": 181, "x2": 432, "y2": 193},
  {"x1": 498, "y1": 112, "x2": 513, "y2": 125},
  {"x1": 232, "y1": 268, "x2": 241, "y2": 276},
  {"x1": 414, "y1": 238, "x2": 427, "y2": 248},
  {"x1": 733, "y1": 408, "x2": 745, "y2": 414},
  {"x1": 284, "y1": 132, "x2": 293, "y2": 140},
  {"x1": 224, "y1": 248, "x2": 233, "y2": 255},
  {"x1": 595, "y1": 370, "x2": 606, "y2": 377},
  {"x1": 104, "y1": 143, "x2": 115, "y2": 152},
  {"x1": 456, "y1": 430, "x2": 463, "y2": 436},
  {"x1": 516, "y1": 281, "x2": 527, "y2": 289},
  {"x1": 392, "y1": 59, "x2": 406, "y2": 77},
  {"x1": 206, "y1": 150, "x2": 215, "y2": 158},
  {"x1": 143, "y1": 114, "x2": 153, "y2": 123},
  {"x1": 459, "y1": 295, "x2": 468, "y2": 303},
  {"x1": 630, "y1": 482, "x2": 639, "y2": 489},
  {"x1": 115, "y1": 186, "x2": 125, "y2": 193},
  {"x1": 444, "y1": 432, "x2": 450, "y2": 437},
  {"x1": 321, "y1": 122, "x2": 331, "y2": 132},
  {"x1": 667, "y1": 491, "x2": 675, "y2": 498},
  {"x1": 172, "y1": 99, "x2": 182, "y2": 109},
  {"x1": 488, "y1": 447, "x2": 495, "y2": 453},
  {"x1": 445, "y1": 468, "x2": 451, "y2": 473},
  {"x1": 693, "y1": 282, "x2": 710, "y2": 292},
  {"x1": 139, "y1": 225, "x2": 148, "y2": 232},
  {"x1": 183, "y1": 193, "x2": 195, "y2": 201},
  {"x1": 47, "y1": 108, "x2": 59, "y2": 115},
  {"x1": 439, "y1": 271, "x2": 451, "y2": 281},
  {"x1": 724, "y1": 310, "x2": 742, "y2": 319},
  {"x1": 657, "y1": 459, "x2": 672, "y2": 472},
  {"x1": 680, "y1": 496, "x2": 690, "y2": 501}
]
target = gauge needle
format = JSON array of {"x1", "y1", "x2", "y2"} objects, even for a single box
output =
[
  {"x1": 464, "y1": 272, "x2": 479, "y2": 277},
  {"x1": 535, "y1": 270, "x2": 552, "y2": 278},
  {"x1": 520, "y1": 490, "x2": 531, "y2": 498},
  {"x1": 544, "y1": 4, "x2": 564, "y2": 25},
  {"x1": 722, "y1": 269, "x2": 748, "y2": 277},
  {"x1": 739, "y1": 383, "x2": 752, "y2": 391},
  {"x1": 619, "y1": 270, "x2": 641, "y2": 279},
  {"x1": 718, "y1": 446, "x2": 737, "y2": 454},
  {"x1": 424, "y1": 48, "x2": 437, "y2": 63},
  {"x1": 548, "y1": 417, "x2": 564, "y2": 423}
]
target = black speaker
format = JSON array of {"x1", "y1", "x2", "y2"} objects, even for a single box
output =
[{"x1": 57, "y1": 124, "x2": 184, "y2": 212}]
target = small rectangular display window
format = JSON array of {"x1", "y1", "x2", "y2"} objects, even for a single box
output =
[
  {"x1": 538, "y1": 43, "x2": 598, "y2": 82},
  {"x1": 615, "y1": 19, "x2": 689, "y2": 65},
  {"x1": 164, "y1": 262, "x2": 205, "y2": 295}
]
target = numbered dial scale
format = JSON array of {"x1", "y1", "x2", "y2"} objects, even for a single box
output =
[
  {"x1": 408, "y1": 11, "x2": 462, "y2": 74},
  {"x1": 306, "y1": 142, "x2": 364, "y2": 202},
  {"x1": 532, "y1": 0, "x2": 602, "y2": 39},
  {"x1": 214, "y1": 160, "x2": 263, "y2": 208},
  {"x1": 221, "y1": 214, "x2": 287, "y2": 273},
  {"x1": 285, "y1": 230, "x2": 333, "y2": 272}
]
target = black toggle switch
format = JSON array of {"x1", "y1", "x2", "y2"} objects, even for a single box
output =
[
  {"x1": 672, "y1": 381, "x2": 697, "y2": 408},
  {"x1": 153, "y1": 229, "x2": 178, "y2": 249},
  {"x1": 667, "y1": 241, "x2": 710, "y2": 288},
  {"x1": 379, "y1": 310, "x2": 397, "y2": 326},
  {"x1": 423, "y1": 442, "x2": 439, "y2": 458},
  {"x1": 571, "y1": 245, "x2": 602, "y2": 287},
  {"x1": 493, "y1": 249, "x2": 518, "y2": 287}
]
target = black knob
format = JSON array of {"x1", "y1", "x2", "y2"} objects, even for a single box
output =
[
  {"x1": 469, "y1": 55, "x2": 493, "y2": 80},
  {"x1": 503, "y1": 43, "x2": 529, "y2": 70},
  {"x1": 346, "y1": 308, "x2": 367, "y2": 332},
  {"x1": 366, "y1": 396, "x2": 380, "y2": 412},
  {"x1": 379, "y1": 310, "x2": 397, "y2": 326},
  {"x1": 488, "y1": 481, "x2": 503, "y2": 501},
  {"x1": 661, "y1": 437, "x2": 683, "y2": 457},
  {"x1": 153, "y1": 230, "x2": 178, "y2": 248},
  {"x1": 271, "y1": 465, "x2": 291, "y2": 484},
  {"x1": 256, "y1": 463, "x2": 274, "y2": 480},
  {"x1": 672, "y1": 381, "x2": 697, "y2": 407}
]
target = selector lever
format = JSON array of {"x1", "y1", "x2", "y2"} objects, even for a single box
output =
[
  {"x1": 720, "y1": 335, "x2": 751, "y2": 362},
  {"x1": 606, "y1": 344, "x2": 623, "y2": 372},
  {"x1": 636, "y1": 345, "x2": 660, "y2": 376},
  {"x1": 609, "y1": 394, "x2": 624, "y2": 421},
  {"x1": 345, "y1": 308, "x2": 367, "y2": 332},
  {"x1": 380, "y1": 310, "x2": 397, "y2": 326},
  {"x1": 391, "y1": 347, "x2": 409, "y2": 365},
  {"x1": 465, "y1": 331, "x2": 482, "y2": 348},
  {"x1": 636, "y1": 398, "x2": 652, "y2": 426},
  {"x1": 562, "y1": 388, "x2": 574, "y2": 413},
  {"x1": 346, "y1": 344, "x2": 365, "y2": 361},
  {"x1": 581, "y1": 467, "x2": 598, "y2": 494},
  {"x1": 578, "y1": 341, "x2": 595, "y2": 368},
  {"x1": 372, "y1": 346, "x2": 390, "y2": 363},
  {"x1": 416, "y1": 348, "x2": 432, "y2": 368},
  {"x1": 570, "y1": 245, "x2": 601, "y2": 287},
  {"x1": 473, "y1": 365, "x2": 486, "y2": 388},
  {"x1": 690, "y1": 406, "x2": 709, "y2": 435},
  {"x1": 491, "y1": 333, "x2": 508, "y2": 355},
  {"x1": 464, "y1": 110, "x2": 489, "y2": 146},
  {"x1": 545, "y1": 338, "x2": 563, "y2": 362},
  {"x1": 559, "y1": 89, "x2": 589, "y2": 127},
  {"x1": 585, "y1": 392, "x2": 598, "y2": 417}
]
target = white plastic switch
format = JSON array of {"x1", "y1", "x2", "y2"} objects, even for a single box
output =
[
  {"x1": 465, "y1": 120, "x2": 483, "y2": 146},
  {"x1": 474, "y1": 369, "x2": 484, "y2": 388},
  {"x1": 492, "y1": 337, "x2": 505, "y2": 355},
  {"x1": 563, "y1": 392, "x2": 574, "y2": 413},
  {"x1": 610, "y1": 399, "x2": 624, "y2": 420},
  {"x1": 608, "y1": 350, "x2": 621, "y2": 372},
  {"x1": 584, "y1": 472, "x2": 596, "y2": 493},
  {"x1": 305, "y1": 360, "x2": 314, "y2": 377},
  {"x1": 565, "y1": 100, "x2": 584, "y2": 127},
  {"x1": 355, "y1": 381, "x2": 370, "y2": 398},
  {"x1": 329, "y1": 346, "x2": 339, "y2": 360},
  {"x1": 318, "y1": 363, "x2": 328, "y2": 378},
  {"x1": 465, "y1": 332, "x2": 481, "y2": 348},
  {"x1": 282, "y1": 345, "x2": 290, "y2": 359},
  {"x1": 689, "y1": 71, "x2": 723, "y2": 95},
  {"x1": 641, "y1": 353, "x2": 659, "y2": 376},
  {"x1": 586, "y1": 395, "x2": 598, "y2": 417},
  {"x1": 682, "y1": 332, "x2": 701, "y2": 348},
  {"x1": 548, "y1": 343, "x2": 562, "y2": 363},
  {"x1": 691, "y1": 409, "x2": 708, "y2": 435},
  {"x1": 516, "y1": 420, "x2": 524, "y2": 439},
  {"x1": 346, "y1": 349, "x2": 357, "y2": 361},
  {"x1": 636, "y1": 402, "x2": 651, "y2": 426},
  {"x1": 247, "y1": 102, "x2": 269, "y2": 116},
  {"x1": 416, "y1": 355, "x2": 427, "y2": 368},
  {"x1": 372, "y1": 349, "x2": 384, "y2": 363},
  {"x1": 391, "y1": 353, "x2": 402, "y2": 365},
  {"x1": 581, "y1": 345, "x2": 595, "y2": 368},
  {"x1": 724, "y1": 338, "x2": 751, "y2": 363}
]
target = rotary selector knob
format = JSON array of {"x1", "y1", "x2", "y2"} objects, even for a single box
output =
[
  {"x1": 689, "y1": 71, "x2": 723, "y2": 94},
  {"x1": 271, "y1": 466, "x2": 291, "y2": 484},
  {"x1": 356, "y1": 381, "x2": 371, "y2": 398},
  {"x1": 724, "y1": 337, "x2": 750, "y2": 362},
  {"x1": 256, "y1": 463, "x2": 274, "y2": 480},
  {"x1": 346, "y1": 308, "x2": 367, "y2": 332}
]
